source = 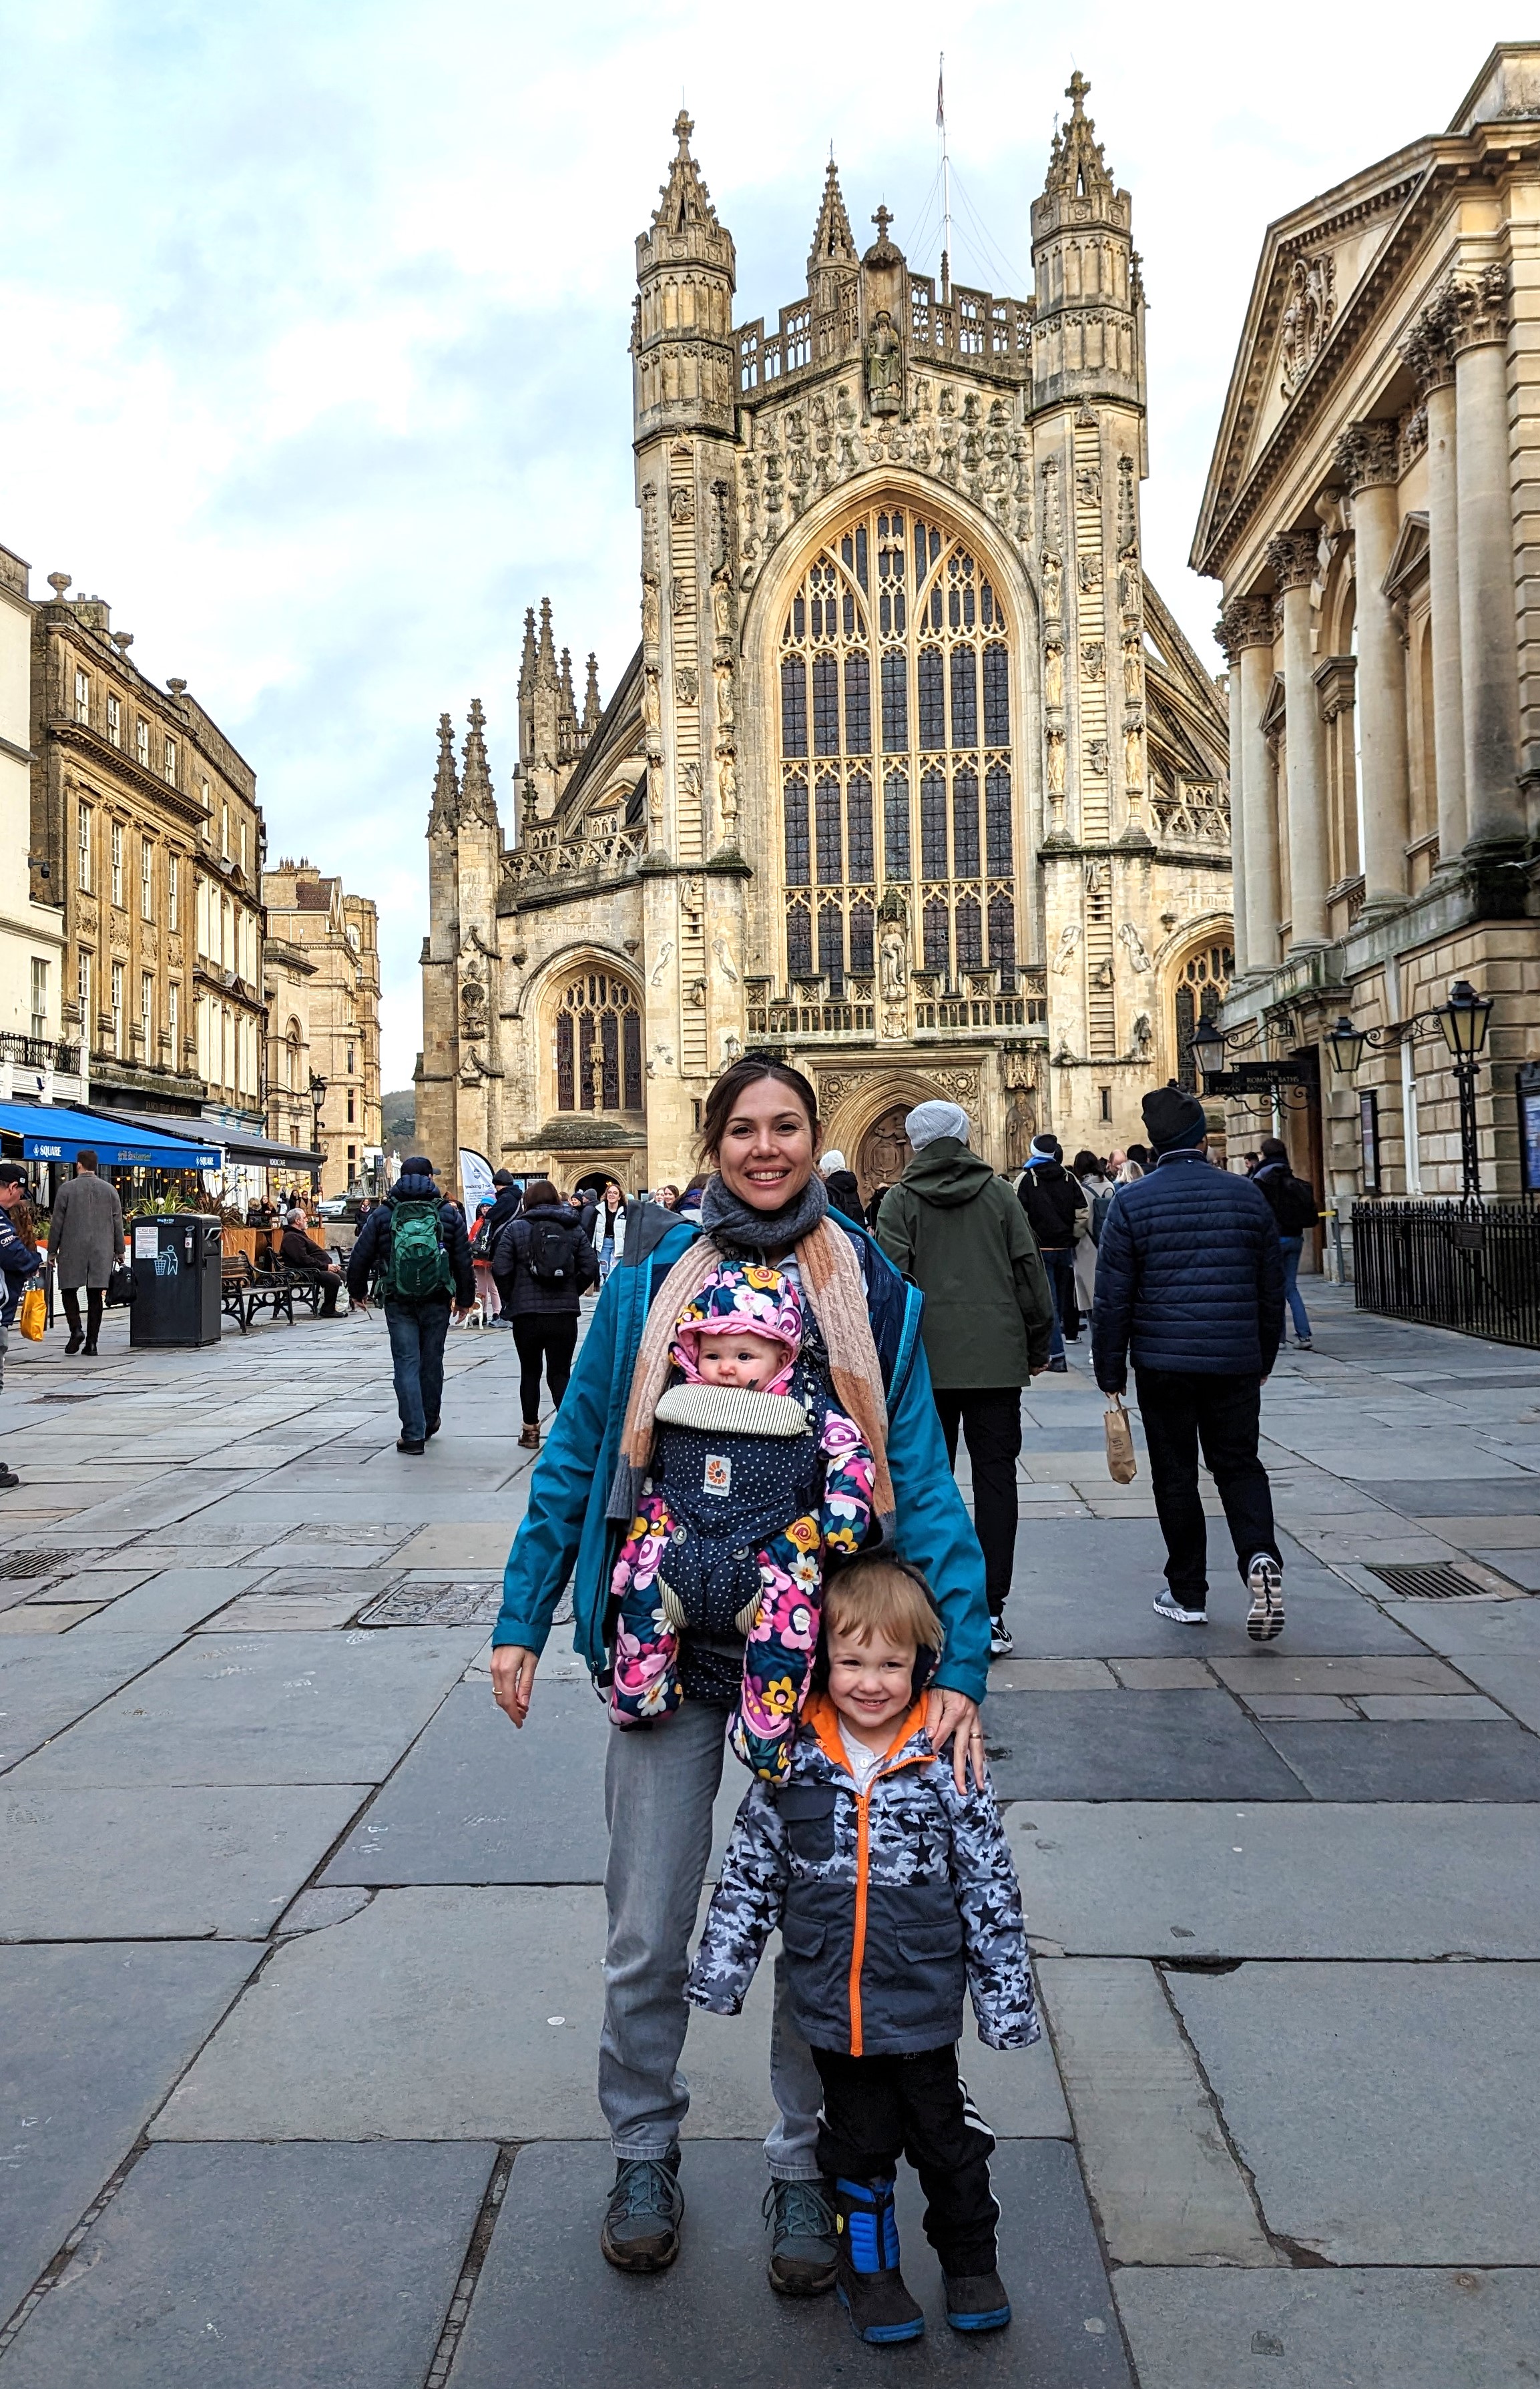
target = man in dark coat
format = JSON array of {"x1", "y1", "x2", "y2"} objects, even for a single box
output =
[
  {"x1": 1016, "y1": 1133, "x2": 1087, "y2": 1372},
  {"x1": 346, "y1": 1158, "x2": 475, "y2": 1453},
  {"x1": 878, "y1": 1101, "x2": 1053, "y2": 1658},
  {"x1": 1091, "y1": 1087, "x2": 1287, "y2": 1641},
  {"x1": 278, "y1": 1207, "x2": 344, "y2": 1316}
]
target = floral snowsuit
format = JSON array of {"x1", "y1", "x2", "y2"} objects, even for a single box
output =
[{"x1": 607, "y1": 1266, "x2": 875, "y2": 1781}]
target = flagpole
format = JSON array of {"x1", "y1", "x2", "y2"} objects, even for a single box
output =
[{"x1": 937, "y1": 53, "x2": 951, "y2": 304}]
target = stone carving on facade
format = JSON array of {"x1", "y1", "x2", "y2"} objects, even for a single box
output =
[
  {"x1": 864, "y1": 308, "x2": 902, "y2": 415},
  {"x1": 649, "y1": 938, "x2": 674, "y2": 985},
  {"x1": 1117, "y1": 920, "x2": 1151, "y2": 972},
  {"x1": 1088, "y1": 736, "x2": 1108, "y2": 779},
  {"x1": 710, "y1": 933, "x2": 739, "y2": 983},
  {"x1": 1043, "y1": 637, "x2": 1065, "y2": 710},
  {"x1": 648, "y1": 1039, "x2": 675, "y2": 1077},
  {"x1": 1077, "y1": 552, "x2": 1102, "y2": 593},
  {"x1": 676, "y1": 666, "x2": 698, "y2": 706},
  {"x1": 1046, "y1": 728, "x2": 1067, "y2": 795},
  {"x1": 1280, "y1": 249, "x2": 1336, "y2": 397},
  {"x1": 1130, "y1": 1009, "x2": 1153, "y2": 1059},
  {"x1": 1439, "y1": 262, "x2": 1510, "y2": 355},
  {"x1": 1081, "y1": 641, "x2": 1105, "y2": 680},
  {"x1": 1267, "y1": 530, "x2": 1318, "y2": 592},
  {"x1": 1121, "y1": 633, "x2": 1143, "y2": 701},
  {"x1": 1051, "y1": 920, "x2": 1082, "y2": 972},
  {"x1": 669, "y1": 485, "x2": 695, "y2": 524},
  {"x1": 1334, "y1": 418, "x2": 1398, "y2": 492},
  {"x1": 715, "y1": 748, "x2": 737, "y2": 826},
  {"x1": 1123, "y1": 723, "x2": 1143, "y2": 790}
]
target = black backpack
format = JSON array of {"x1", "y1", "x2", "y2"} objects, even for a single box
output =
[
  {"x1": 525, "y1": 1214, "x2": 575, "y2": 1286},
  {"x1": 1270, "y1": 1174, "x2": 1318, "y2": 1235}
]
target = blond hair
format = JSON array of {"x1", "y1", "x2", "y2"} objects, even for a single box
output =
[{"x1": 823, "y1": 1558, "x2": 944, "y2": 1659}]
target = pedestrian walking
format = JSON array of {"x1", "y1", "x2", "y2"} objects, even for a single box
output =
[
  {"x1": 467, "y1": 1197, "x2": 501, "y2": 1325},
  {"x1": 688, "y1": 1557, "x2": 1035, "y2": 2345},
  {"x1": 0, "y1": 1167, "x2": 41, "y2": 1487},
  {"x1": 1016, "y1": 1133, "x2": 1087, "y2": 1372},
  {"x1": 876, "y1": 1099, "x2": 1051, "y2": 1658},
  {"x1": 1070, "y1": 1149, "x2": 1112, "y2": 1317},
  {"x1": 591, "y1": 1182, "x2": 628, "y2": 1284},
  {"x1": 1251, "y1": 1136, "x2": 1317, "y2": 1350},
  {"x1": 345, "y1": 1157, "x2": 474, "y2": 1452},
  {"x1": 489, "y1": 1178, "x2": 597, "y2": 1448},
  {"x1": 48, "y1": 1149, "x2": 125, "y2": 1356},
  {"x1": 278, "y1": 1205, "x2": 344, "y2": 1316},
  {"x1": 1091, "y1": 1087, "x2": 1286, "y2": 1639},
  {"x1": 819, "y1": 1149, "x2": 866, "y2": 1230},
  {"x1": 489, "y1": 1056, "x2": 990, "y2": 2296}
]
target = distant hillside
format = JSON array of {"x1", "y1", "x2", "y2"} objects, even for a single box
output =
[{"x1": 380, "y1": 1088, "x2": 416, "y2": 1151}]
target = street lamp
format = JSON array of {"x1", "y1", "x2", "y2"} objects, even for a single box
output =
[
  {"x1": 1439, "y1": 979, "x2": 1493, "y2": 1060},
  {"x1": 1190, "y1": 1015, "x2": 1226, "y2": 1091},
  {"x1": 308, "y1": 1073, "x2": 327, "y2": 1196},
  {"x1": 1326, "y1": 1015, "x2": 1368, "y2": 1076},
  {"x1": 1324, "y1": 983, "x2": 1492, "y2": 1202}
]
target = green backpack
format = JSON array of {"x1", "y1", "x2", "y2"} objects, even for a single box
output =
[{"x1": 380, "y1": 1198, "x2": 453, "y2": 1302}]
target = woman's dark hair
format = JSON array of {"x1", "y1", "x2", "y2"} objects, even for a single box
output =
[
  {"x1": 602, "y1": 1182, "x2": 627, "y2": 1212},
  {"x1": 697, "y1": 1054, "x2": 818, "y2": 1163},
  {"x1": 1258, "y1": 1135, "x2": 1290, "y2": 1163},
  {"x1": 1071, "y1": 1149, "x2": 1100, "y2": 1177},
  {"x1": 1126, "y1": 1143, "x2": 1149, "y2": 1168},
  {"x1": 13, "y1": 1201, "x2": 39, "y2": 1254},
  {"x1": 682, "y1": 1172, "x2": 710, "y2": 1196},
  {"x1": 521, "y1": 1178, "x2": 560, "y2": 1212}
]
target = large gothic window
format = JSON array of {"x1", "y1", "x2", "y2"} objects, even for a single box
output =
[
  {"x1": 1173, "y1": 942, "x2": 1233, "y2": 1092},
  {"x1": 553, "y1": 969, "x2": 644, "y2": 1113},
  {"x1": 778, "y1": 503, "x2": 1017, "y2": 993}
]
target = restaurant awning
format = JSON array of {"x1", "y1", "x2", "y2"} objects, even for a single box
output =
[
  {"x1": 0, "y1": 1101, "x2": 222, "y2": 1169},
  {"x1": 85, "y1": 1105, "x2": 323, "y2": 1170}
]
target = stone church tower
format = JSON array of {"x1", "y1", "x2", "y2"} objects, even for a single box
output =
[{"x1": 417, "y1": 83, "x2": 1232, "y2": 1193}]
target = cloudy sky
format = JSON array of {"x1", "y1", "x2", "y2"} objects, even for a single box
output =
[{"x1": 0, "y1": 1, "x2": 1514, "y2": 1085}]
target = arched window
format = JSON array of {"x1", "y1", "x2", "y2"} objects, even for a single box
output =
[
  {"x1": 778, "y1": 503, "x2": 1017, "y2": 990},
  {"x1": 284, "y1": 1021, "x2": 300, "y2": 1091},
  {"x1": 553, "y1": 969, "x2": 644, "y2": 1114},
  {"x1": 1173, "y1": 941, "x2": 1234, "y2": 1091}
]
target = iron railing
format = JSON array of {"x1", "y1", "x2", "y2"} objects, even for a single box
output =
[{"x1": 1352, "y1": 1200, "x2": 1540, "y2": 1348}]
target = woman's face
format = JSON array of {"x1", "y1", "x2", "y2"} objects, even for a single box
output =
[
  {"x1": 713, "y1": 1079, "x2": 819, "y2": 1213},
  {"x1": 605, "y1": 1185, "x2": 621, "y2": 1214}
]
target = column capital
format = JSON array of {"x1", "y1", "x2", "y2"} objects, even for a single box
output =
[
  {"x1": 1437, "y1": 262, "x2": 1510, "y2": 358},
  {"x1": 1400, "y1": 307, "x2": 1456, "y2": 394},
  {"x1": 1220, "y1": 594, "x2": 1276, "y2": 656},
  {"x1": 1267, "y1": 531, "x2": 1318, "y2": 593},
  {"x1": 1333, "y1": 418, "x2": 1399, "y2": 493}
]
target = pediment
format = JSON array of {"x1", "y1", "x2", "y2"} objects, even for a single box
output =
[
  {"x1": 1259, "y1": 672, "x2": 1287, "y2": 739},
  {"x1": 1381, "y1": 509, "x2": 1429, "y2": 603}
]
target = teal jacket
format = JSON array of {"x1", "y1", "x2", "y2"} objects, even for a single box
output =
[{"x1": 493, "y1": 1215, "x2": 992, "y2": 1704}]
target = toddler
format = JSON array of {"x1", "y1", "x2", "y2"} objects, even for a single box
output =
[
  {"x1": 686, "y1": 1556, "x2": 1036, "y2": 2345},
  {"x1": 607, "y1": 1264, "x2": 874, "y2": 1780}
]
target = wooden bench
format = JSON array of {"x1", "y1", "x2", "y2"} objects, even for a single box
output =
[{"x1": 220, "y1": 1252, "x2": 298, "y2": 1334}]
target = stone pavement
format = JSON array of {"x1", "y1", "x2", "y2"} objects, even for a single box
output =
[{"x1": 3, "y1": 1284, "x2": 1540, "y2": 2382}]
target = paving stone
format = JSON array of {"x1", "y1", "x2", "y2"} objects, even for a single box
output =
[
  {"x1": 1381, "y1": 1598, "x2": 1540, "y2": 1656},
  {"x1": 0, "y1": 2141, "x2": 495, "y2": 2388},
  {"x1": 449, "y1": 2139, "x2": 1127, "y2": 2389},
  {"x1": 199, "y1": 1592, "x2": 372, "y2": 1631},
  {"x1": 0, "y1": 1633, "x2": 182, "y2": 1772},
  {"x1": 1356, "y1": 1694, "x2": 1506, "y2": 1720},
  {"x1": 0, "y1": 1942, "x2": 256, "y2": 2332},
  {"x1": 987, "y1": 1657, "x2": 1116, "y2": 1691},
  {"x1": 152, "y1": 1881, "x2": 1071, "y2": 2143},
  {"x1": 68, "y1": 1570, "x2": 263, "y2": 1634},
  {"x1": 1114, "y1": 2266, "x2": 1540, "y2": 2389},
  {"x1": 1259, "y1": 1719, "x2": 1540, "y2": 1800},
  {"x1": 1245, "y1": 1692, "x2": 1358, "y2": 1719},
  {"x1": 274, "y1": 1886, "x2": 373, "y2": 1934},
  {"x1": 391, "y1": 1524, "x2": 522, "y2": 1569},
  {"x1": 984, "y1": 1691, "x2": 1306, "y2": 1802},
  {"x1": 1467, "y1": 1545, "x2": 1540, "y2": 1586},
  {"x1": 1370, "y1": 1478, "x2": 1540, "y2": 1513},
  {"x1": 1106, "y1": 1658, "x2": 1214, "y2": 1689},
  {"x1": 1435, "y1": 1516, "x2": 1540, "y2": 1547},
  {"x1": 0, "y1": 1604, "x2": 107, "y2": 1633},
  {"x1": 1007, "y1": 1804, "x2": 1540, "y2": 1956},
  {"x1": 15, "y1": 1627, "x2": 483, "y2": 1786},
  {"x1": 1447, "y1": 1657, "x2": 1540, "y2": 1734},
  {"x1": 1035, "y1": 1958, "x2": 1276, "y2": 2265},
  {"x1": 0, "y1": 1782, "x2": 368, "y2": 1939},
  {"x1": 1212, "y1": 1654, "x2": 1473, "y2": 1697},
  {"x1": 1168, "y1": 1962, "x2": 1540, "y2": 2263}
]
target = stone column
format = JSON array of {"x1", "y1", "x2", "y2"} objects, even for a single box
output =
[
  {"x1": 1402, "y1": 310, "x2": 1467, "y2": 859},
  {"x1": 1444, "y1": 264, "x2": 1523, "y2": 851},
  {"x1": 1336, "y1": 421, "x2": 1410, "y2": 913},
  {"x1": 1268, "y1": 533, "x2": 1328, "y2": 949},
  {"x1": 1224, "y1": 596, "x2": 1280, "y2": 973},
  {"x1": 1220, "y1": 616, "x2": 1249, "y2": 975}
]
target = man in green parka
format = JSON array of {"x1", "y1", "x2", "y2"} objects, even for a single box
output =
[{"x1": 876, "y1": 1101, "x2": 1053, "y2": 1659}]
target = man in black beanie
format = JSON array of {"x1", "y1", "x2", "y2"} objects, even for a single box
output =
[{"x1": 1091, "y1": 1087, "x2": 1287, "y2": 1639}]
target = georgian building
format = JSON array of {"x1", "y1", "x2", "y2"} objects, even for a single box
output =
[
  {"x1": 30, "y1": 573, "x2": 264, "y2": 1127},
  {"x1": 262, "y1": 862, "x2": 382, "y2": 1196},
  {"x1": 419, "y1": 83, "x2": 1232, "y2": 1198},
  {"x1": 1194, "y1": 43, "x2": 1540, "y2": 1205},
  {"x1": 0, "y1": 543, "x2": 72, "y2": 1102}
]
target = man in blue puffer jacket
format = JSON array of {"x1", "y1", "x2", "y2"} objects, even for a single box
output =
[{"x1": 1091, "y1": 1087, "x2": 1287, "y2": 1640}]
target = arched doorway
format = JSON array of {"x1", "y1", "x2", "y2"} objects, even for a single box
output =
[{"x1": 856, "y1": 1105, "x2": 913, "y2": 1204}]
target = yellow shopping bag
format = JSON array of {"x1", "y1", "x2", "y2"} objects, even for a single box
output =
[{"x1": 18, "y1": 1285, "x2": 45, "y2": 1342}]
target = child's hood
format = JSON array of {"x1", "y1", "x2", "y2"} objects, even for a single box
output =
[{"x1": 670, "y1": 1264, "x2": 803, "y2": 1388}]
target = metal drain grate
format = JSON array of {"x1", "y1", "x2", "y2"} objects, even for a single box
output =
[
  {"x1": 1364, "y1": 1561, "x2": 1515, "y2": 1601},
  {"x1": 357, "y1": 1581, "x2": 503, "y2": 1627},
  {"x1": 0, "y1": 1550, "x2": 71, "y2": 1579}
]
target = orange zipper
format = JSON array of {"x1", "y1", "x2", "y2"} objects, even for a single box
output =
[{"x1": 848, "y1": 1792, "x2": 870, "y2": 2057}]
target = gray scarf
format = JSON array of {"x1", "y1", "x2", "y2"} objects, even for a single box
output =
[{"x1": 699, "y1": 1169, "x2": 829, "y2": 1257}]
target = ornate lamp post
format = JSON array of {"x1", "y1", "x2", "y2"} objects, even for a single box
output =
[
  {"x1": 1326, "y1": 981, "x2": 1493, "y2": 1200},
  {"x1": 308, "y1": 1072, "x2": 327, "y2": 1196}
]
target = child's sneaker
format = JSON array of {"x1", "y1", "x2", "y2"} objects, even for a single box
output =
[
  {"x1": 834, "y1": 2177, "x2": 925, "y2": 2344},
  {"x1": 944, "y1": 2268, "x2": 1013, "y2": 2332}
]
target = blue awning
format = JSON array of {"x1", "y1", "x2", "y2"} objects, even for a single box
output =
[{"x1": 0, "y1": 1101, "x2": 221, "y2": 1169}]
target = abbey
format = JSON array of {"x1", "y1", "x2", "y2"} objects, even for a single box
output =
[{"x1": 417, "y1": 81, "x2": 1232, "y2": 1196}]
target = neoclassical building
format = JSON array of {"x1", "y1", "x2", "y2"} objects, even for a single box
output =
[
  {"x1": 418, "y1": 84, "x2": 1231, "y2": 1195},
  {"x1": 1195, "y1": 43, "x2": 1540, "y2": 1204}
]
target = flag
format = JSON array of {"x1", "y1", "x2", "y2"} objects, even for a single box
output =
[
  {"x1": 459, "y1": 1147, "x2": 497, "y2": 1215},
  {"x1": 936, "y1": 57, "x2": 945, "y2": 131}
]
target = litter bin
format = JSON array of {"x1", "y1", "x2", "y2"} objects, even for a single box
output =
[{"x1": 129, "y1": 1214, "x2": 222, "y2": 1347}]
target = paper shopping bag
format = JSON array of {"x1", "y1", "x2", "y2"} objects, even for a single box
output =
[{"x1": 1103, "y1": 1396, "x2": 1137, "y2": 1484}]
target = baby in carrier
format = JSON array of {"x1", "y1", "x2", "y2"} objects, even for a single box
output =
[{"x1": 607, "y1": 1263, "x2": 875, "y2": 1780}]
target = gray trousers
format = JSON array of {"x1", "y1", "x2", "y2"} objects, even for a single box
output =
[{"x1": 600, "y1": 1693, "x2": 823, "y2": 2179}]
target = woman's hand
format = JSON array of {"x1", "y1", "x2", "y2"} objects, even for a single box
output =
[
  {"x1": 490, "y1": 1644, "x2": 537, "y2": 1728},
  {"x1": 924, "y1": 1687, "x2": 986, "y2": 1793}
]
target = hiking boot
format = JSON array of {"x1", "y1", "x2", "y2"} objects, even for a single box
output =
[
  {"x1": 518, "y1": 1424, "x2": 541, "y2": 1449},
  {"x1": 601, "y1": 2150, "x2": 683, "y2": 2274},
  {"x1": 396, "y1": 1436, "x2": 425, "y2": 1456},
  {"x1": 989, "y1": 1616, "x2": 1015, "y2": 1659},
  {"x1": 1153, "y1": 1590, "x2": 1207, "y2": 1625},
  {"x1": 834, "y1": 2177, "x2": 924, "y2": 2344},
  {"x1": 944, "y1": 2269, "x2": 1013, "y2": 2333},
  {"x1": 764, "y1": 2177, "x2": 837, "y2": 2296},
  {"x1": 1246, "y1": 1553, "x2": 1285, "y2": 1642}
]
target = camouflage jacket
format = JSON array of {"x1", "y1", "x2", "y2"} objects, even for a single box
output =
[{"x1": 686, "y1": 1692, "x2": 1037, "y2": 2057}]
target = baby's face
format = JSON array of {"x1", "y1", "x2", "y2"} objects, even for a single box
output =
[{"x1": 695, "y1": 1330, "x2": 786, "y2": 1388}]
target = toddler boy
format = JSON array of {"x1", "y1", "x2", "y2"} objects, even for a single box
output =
[{"x1": 686, "y1": 1556, "x2": 1035, "y2": 2344}]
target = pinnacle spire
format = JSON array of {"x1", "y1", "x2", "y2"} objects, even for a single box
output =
[
  {"x1": 807, "y1": 154, "x2": 856, "y2": 277},
  {"x1": 427, "y1": 711, "x2": 460, "y2": 836},
  {"x1": 460, "y1": 698, "x2": 499, "y2": 830},
  {"x1": 517, "y1": 605, "x2": 537, "y2": 698},
  {"x1": 536, "y1": 596, "x2": 556, "y2": 674},
  {"x1": 1043, "y1": 70, "x2": 1115, "y2": 206},
  {"x1": 650, "y1": 108, "x2": 722, "y2": 238},
  {"x1": 582, "y1": 652, "x2": 601, "y2": 736},
  {"x1": 559, "y1": 645, "x2": 576, "y2": 717}
]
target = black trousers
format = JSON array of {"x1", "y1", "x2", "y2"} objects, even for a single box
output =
[
  {"x1": 511, "y1": 1314, "x2": 579, "y2": 1426},
  {"x1": 814, "y1": 2044, "x2": 999, "y2": 2278},
  {"x1": 933, "y1": 1388, "x2": 1023, "y2": 1617},
  {"x1": 61, "y1": 1287, "x2": 104, "y2": 1346},
  {"x1": 1134, "y1": 1367, "x2": 1280, "y2": 1604}
]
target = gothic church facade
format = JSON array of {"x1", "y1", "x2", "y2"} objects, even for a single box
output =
[{"x1": 418, "y1": 83, "x2": 1232, "y2": 1195}]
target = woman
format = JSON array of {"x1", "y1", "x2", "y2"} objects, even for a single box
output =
[
  {"x1": 656, "y1": 1183, "x2": 680, "y2": 1212},
  {"x1": 591, "y1": 1182, "x2": 628, "y2": 1284},
  {"x1": 1115, "y1": 1157, "x2": 1145, "y2": 1188},
  {"x1": 1252, "y1": 1135, "x2": 1314, "y2": 1350},
  {"x1": 469, "y1": 1196, "x2": 501, "y2": 1326},
  {"x1": 1070, "y1": 1148, "x2": 1111, "y2": 1316},
  {"x1": 490, "y1": 1179, "x2": 599, "y2": 1447},
  {"x1": 489, "y1": 1057, "x2": 990, "y2": 2296}
]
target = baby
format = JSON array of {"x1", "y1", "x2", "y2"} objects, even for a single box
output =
[
  {"x1": 607, "y1": 1264, "x2": 874, "y2": 1780},
  {"x1": 687, "y1": 1557, "x2": 1036, "y2": 2345}
]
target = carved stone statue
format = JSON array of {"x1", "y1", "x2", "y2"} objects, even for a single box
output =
[
  {"x1": 1051, "y1": 920, "x2": 1081, "y2": 973},
  {"x1": 1041, "y1": 549, "x2": 1063, "y2": 619},
  {"x1": 1117, "y1": 921, "x2": 1151, "y2": 972},
  {"x1": 1043, "y1": 639, "x2": 1065, "y2": 710},
  {"x1": 715, "y1": 750, "x2": 737, "y2": 823},
  {"x1": 1121, "y1": 634, "x2": 1142, "y2": 702},
  {"x1": 1131, "y1": 1011, "x2": 1153, "y2": 1060},
  {"x1": 864, "y1": 310, "x2": 902, "y2": 416},
  {"x1": 1124, "y1": 724, "x2": 1143, "y2": 789},
  {"x1": 878, "y1": 926, "x2": 908, "y2": 1002},
  {"x1": 1046, "y1": 729, "x2": 1067, "y2": 794}
]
